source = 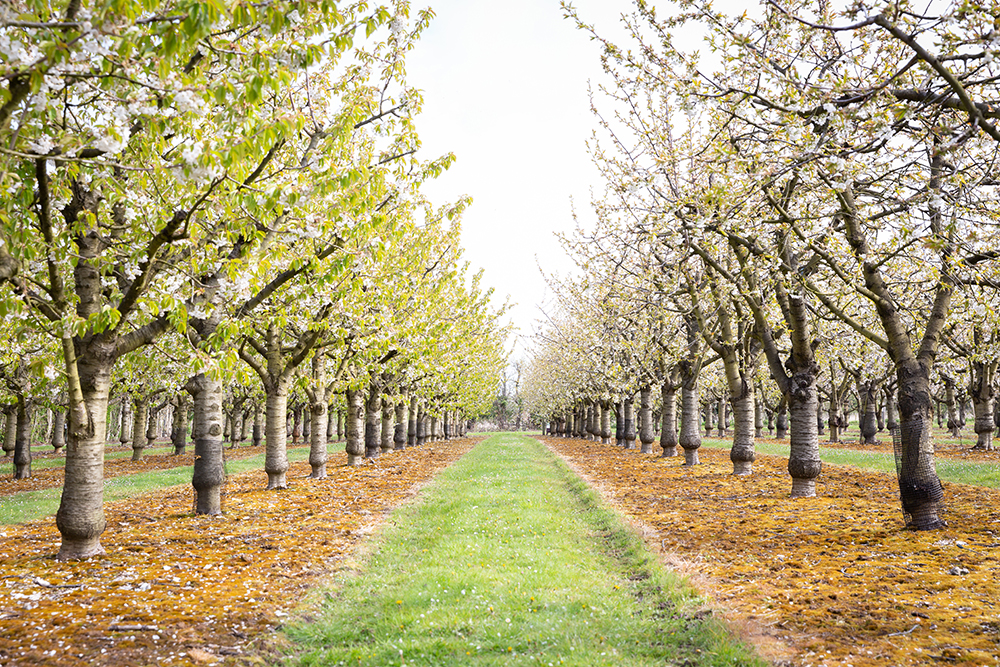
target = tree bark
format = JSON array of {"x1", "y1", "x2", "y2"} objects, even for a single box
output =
[
  {"x1": 13, "y1": 399, "x2": 32, "y2": 479},
  {"x1": 186, "y1": 374, "x2": 226, "y2": 515},
  {"x1": 119, "y1": 400, "x2": 131, "y2": 446},
  {"x1": 252, "y1": 402, "x2": 263, "y2": 447},
  {"x1": 264, "y1": 384, "x2": 290, "y2": 488},
  {"x1": 2, "y1": 405, "x2": 16, "y2": 458},
  {"x1": 775, "y1": 397, "x2": 788, "y2": 440},
  {"x1": 345, "y1": 389, "x2": 364, "y2": 465},
  {"x1": 365, "y1": 382, "x2": 381, "y2": 458},
  {"x1": 308, "y1": 400, "x2": 328, "y2": 478},
  {"x1": 171, "y1": 393, "x2": 188, "y2": 455},
  {"x1": 394, "y1": 397, "x2": 408, "y2": 450},
  {"x1": 51, "y1": 408, "x2": 66, "y2": 455},
  {"x1": 717, "y1": 394, "x2": 726, "y2": 437},
  {"x1": 660, "y1": 382, "x2": 678, "y2": 457},
  {"x1": 600, "y1": 401, "x2": 612, "y2": 445},
  {"x1": 639, "y1": 386, "x2": 655, "y2": 454},
  {"x1": 622, "y1": 396, "x2": 636, "y2": 449},
  {"x1": 615, "y1": 400, "x2": 625, "y2": 447},
  {"x1": 130, "y1": 399, "x2": 148, "y2": 462},
  {"x1": 381, "y1": 400, "x2": 394, "y2": 453},
  {"x1": 969, "y1": 359, "x2": 996, "y2": 451},
  {"x1": 679, "y1": 377, "x2": 701, "y2": 466}
]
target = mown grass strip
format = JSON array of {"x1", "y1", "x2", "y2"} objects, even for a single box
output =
[
  {"x1": 700, "y1": 438, "x2": 1000, "y2": 488},
  {"x1": 277, "y1": 433, "x2": 761, "y2": 667},
  {"x1": 0, "y1": 446, "x2": 311, "y2": 524}
]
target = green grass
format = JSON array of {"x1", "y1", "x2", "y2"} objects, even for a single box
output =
[
  {"x1": 700, "y1": 438, "x2": 1000, "y2": 488},
  {"x1": 0, "y1": 445, "x2": 312, "y2": 524},
  {"x1": 277, "y1": 434, "x2": 761, "y2": 667}
]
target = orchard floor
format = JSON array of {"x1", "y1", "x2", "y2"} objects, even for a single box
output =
[
  {"x1": 0, "y1": 441, "x2": 473, "y2": 667},
  {"x1": 543, "y1": 436, "x2": 1000, "y2": 667}
]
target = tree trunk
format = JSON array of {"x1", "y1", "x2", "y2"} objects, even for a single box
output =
[
  {"x1": 615, "y1": 400, "x2": 624, "y2": 447},
  {"x1": 56, "y1": 353, "x2": 113, "y2": 561},
  {"x1": 639, "y1": 386, "x2": 655, "y2": 454},
  {"x1": 365, "y1": 382, "x2": 381, "y2": 458},
  {"x1": 623, "y1": 395, "x2": 636, "y2": 449},
  {"x1": 13, "y1": 399, "x2": 32, "y2": 479},
  {"x1": 381, "y1": 400, "x2": 394, "y2": 453},
  {"x1": 703, "y1": 398, "x2": 713, "y2": 437},
  {"x1": 775, "y1": 397, "x2": 788, "y2": 440},
  {"x1": 186, "y1": 374, "x2": 226, "y2": 515},
  {"x1": 394, "y1": 398, "x2": 408, "y2": 450},
  {"x1": 264, "y1": 385, "x2": 290, "y2": 488},
  {"x1": 600, "y1": 401, "x2": 612, "y2": 445},
  {"x1": 51, "y1": 408, "x2": 66, "y2": 455},
  {"x1": 660, "y1": 383, "x2": 678, "y2": 457},
  {"x1": 944, "y1": 377, "x2": 960, "y2": 437},
  {"x1": 787, "y1": 370, "x2": 822, "y2": 498},
  {"x1": 816, "y1": 400, "x2": 825, "y2": 435},
  {"x1": 252, "y1": 403, "x2": 263, "y2": 447},
  {"x1": 171, "y1": 393, "x2": 188, "y2": 455},
  {"x1": 345, "y1": 389, "x2": 364, "y2": 465},
  {"x1": 729, "y1": 389, "x2": 756, "y2": 476},
  {"x1": 717, "y1": 394, "x2": 726, "y2": 437},
  {"x1": 291, "y1": 405, "x2": 302, "y2": 444},
  {"x1": 754, "y1": 394, "x2": 764, "y2": 439},
  {"x1": 119, "y1": 400, "x2": 131, "y2": 446},
  {"x1": 131, "y1": 399, "x2": 147, "y2": 461},
  {"x1": 1, "y1": 406, "x2": 14, "y2": 458},
  {"x1": 679, "y1": 380, "x2": 701, "y2": 466},
  {"x1": 970, "y1": 362, "x2": 996, "y2": 451},
  {"x1": 408, "y1": 396, "x2": 418, "y2": 446},
  {"x1": 896, "y1": 359, "x2": 945, "y2": 529},
  {"x1": 417, "y1": 404, "x2": 427, "y2": 446},
  {"x1": 860, "y1": 381, "x2": 878, "y2": 445},
  {"x1": 430, "y1": 415, "x2": 439, "y2": 443},
  {"x1": 828, "y1": 391, "x2": 841, "y2": 443},
  {"x1": 308, "y1": 400, "x2": 328, "y2": 478}
]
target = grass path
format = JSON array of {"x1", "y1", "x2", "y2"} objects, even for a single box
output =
[{"x1": 275, "y1": 433, "x2": 761, "y2": 667}]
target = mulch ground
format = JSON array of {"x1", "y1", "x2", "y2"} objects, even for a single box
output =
[
  {"x1": 543, "y1": 436, "x2": 1000, "y2": 667},
  {"x1": 0, "y1": 440, "x2": 473, "y2": 667}
]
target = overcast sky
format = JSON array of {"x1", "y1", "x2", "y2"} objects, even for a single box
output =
[{"x1": 407, "y1": 0, "x2": 629, "y2": 358}]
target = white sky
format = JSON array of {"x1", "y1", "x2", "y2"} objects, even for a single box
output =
[{"x1": 407, "y1": 0, "x2": 629, "y2": 358}]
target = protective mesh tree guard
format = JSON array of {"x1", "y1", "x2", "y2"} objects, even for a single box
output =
[{"x1": 891, "y1": 422, "x2": 945, "y2": 528}]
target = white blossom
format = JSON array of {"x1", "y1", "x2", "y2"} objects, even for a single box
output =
[{"x1": 28, "y1": 134, "x2": 56, "y2": 154}]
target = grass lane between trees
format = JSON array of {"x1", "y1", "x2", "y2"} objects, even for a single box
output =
[{"x1": 272, "y1": 433, "x2": 762, "y2": 667}]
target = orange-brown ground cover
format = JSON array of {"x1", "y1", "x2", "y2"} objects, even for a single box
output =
[
  {"x1": 0, "y1": 441, "x2": 472, "y2": 667},
  {"x1": 0, "y1": 444, "x2": 289, "y2": 497},
  {"x1": 543, "y1": 436, "x2": 1000, "y2": 667}
]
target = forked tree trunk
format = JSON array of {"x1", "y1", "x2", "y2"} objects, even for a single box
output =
[
  {"x1": 394, "y1": 399, "x2": 408, "y2": 450},
  {"x1": 639, "y1": 386, "x2": 655, "y2": 454},
  {"x1": 186, "y1": 374, "x2": 226, "y2": 515},
  {"x1": 660, "y1": 383, "x2": 678, "y2": 457},
  {"x1": 13, "y1": 399, "x2": 32, "y2": 479},
  {"x1": 264, "y1": 384, "x2": 290, "y2": 488},
  {"x1": 381, "y1": 401, "x2": 394, "y2": 453},
  {"x1": 345, "y1": 389, "x2": 364, "y2": 465},
  {"x1": 131, "y1": 399, "x2": 148, "y2": 461}
]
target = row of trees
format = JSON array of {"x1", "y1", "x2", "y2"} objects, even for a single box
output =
[
  {"x1": 525, "y1": 0, "x2": 1000, "y2": 530},
  {"x1": 0, "y1": 1, "x2": 508, "y2": 559}
]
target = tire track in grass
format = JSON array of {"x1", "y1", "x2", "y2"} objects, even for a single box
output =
[{"x1": 271, "y1": 433, "x2": 761, "y2": 667}]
